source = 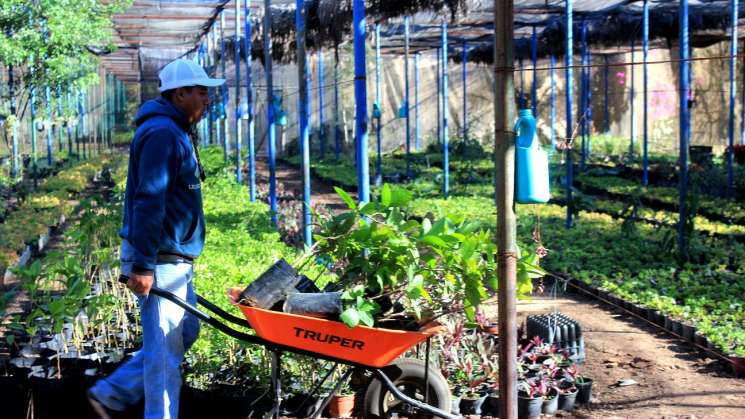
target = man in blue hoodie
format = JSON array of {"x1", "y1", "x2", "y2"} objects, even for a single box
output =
[{"x1": 88, "y1": 59, "x2": 224, "y2": 419}]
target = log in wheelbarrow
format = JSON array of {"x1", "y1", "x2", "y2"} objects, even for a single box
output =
[{"x1": 119, "y1": 275, "x2": 456, "y2": 419}]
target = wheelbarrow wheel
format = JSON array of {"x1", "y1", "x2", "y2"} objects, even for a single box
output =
[{"x1": 363, "y1": 358, "x2": 451, "y2": 419}]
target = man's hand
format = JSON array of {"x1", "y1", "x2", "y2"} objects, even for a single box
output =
[{"x1": 128, "y1": 272, "x2": 154, "y2": 296}]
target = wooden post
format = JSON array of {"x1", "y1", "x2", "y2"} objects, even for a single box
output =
[{"x1": 494, "y1": 1, "x2": 518, "y2": 418}]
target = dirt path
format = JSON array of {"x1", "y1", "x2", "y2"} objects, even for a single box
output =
[
  {"x1": 492, "y1": 287, "x2": 745, "y2": 418},
  {"x1": 253, "y1": 159, "x2": 351, "y2": 212}
]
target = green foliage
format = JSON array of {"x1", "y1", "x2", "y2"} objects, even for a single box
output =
[{"x1": 310, "y1": 184, "x2": 542, "y2": 328}]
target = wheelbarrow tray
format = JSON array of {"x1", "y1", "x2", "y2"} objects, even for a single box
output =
[{"x1": 230, "y1": 291, "x2": 432, "y2": 368}]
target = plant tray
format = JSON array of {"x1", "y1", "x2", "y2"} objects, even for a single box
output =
[{"x1": 229, "y1": 289, "x2": 436, "y2": 368}]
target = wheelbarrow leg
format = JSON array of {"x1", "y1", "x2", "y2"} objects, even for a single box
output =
[{"x1": 270, "y1": 350, "x2": 282, "y2": 419}]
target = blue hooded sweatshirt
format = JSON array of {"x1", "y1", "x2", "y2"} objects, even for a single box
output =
[{"x1": 120, "y1": 98, "x2": 205, "y2": 272}]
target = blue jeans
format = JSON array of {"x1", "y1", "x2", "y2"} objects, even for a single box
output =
[{"x1": 90, "y1": 240, "x2": 200, "y2": 419}]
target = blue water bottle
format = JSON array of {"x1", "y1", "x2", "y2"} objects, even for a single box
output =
[{"x1": 515, "y1": 108, "x2": 550, "y2": 204}]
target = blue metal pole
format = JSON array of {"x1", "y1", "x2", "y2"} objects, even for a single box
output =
[
  {"x1": 210, "y1": 25, "x2": 217, "y2": 146},
  {"x1": 436, "y1": 47, "x2": 441, "y2": 145},
  {"x1": 235, "y1": 0, "x2": 242, "y2": 184},
  {"x1": 586, "y1": 49, "x2": 592, "y2": 159},
  {"x1": 404, "y1": 16, "x2": 411, "y2": 177},
  {"x1": 580, "y1": 16, "x2": 587, "y2": 171},
  {"x1": 65, "y1": 83, "x2": 73, "y2": 156},
  {"x1": 245, "y1": 0, "x2": 255, "y2": 202},
  {"x1": 565, "y1": 0, "x2": 573, "y2": 228},
  {"x1": 375, "y1": 24, "x2": 382, "y2": 184},
  {"x1": 221, "y1": 11, "x2": 230, "y2": 161},
  {"x1": 200, "y1": 44, "x2": 208, "y2": 147},
  {"x1": 31, "y1": 82, "x2": 38, "y2": 179},
  {"x1": 296, "y1": 0, "x2": 312, "y2": 248},
  {"x1": 415, "y1": 52, "x2": 421, "y2": 151},
  {"x1": 353, "y1": 0, "x2": 370, "y2": 203},
  {"x1": 550, "y1": 54, "x2": 556, "y2": 151},
  {"x1": 56, "y1": 85, "x2": 63, "y2": 152},
  {"x1": 642, "y1": 0, "x2": 644, "y2": 186},
  {"x1": 45, "y1": 86, "x2": 53, "y2": 165},
  {"x1": 264, "y1": 0, "x2": 277, "y2": 226},
  {"x1": 604, "y1": 55, "x2": 609, "y2": 135},
  {"x1": 678, "y1": 0, "x2": 690, "y2": 257},
  {"x1": 630, "y1": 39, "x2": 636, "y2": 161},
  {"x1": 8, "y1": 65, "x2": 18, "y2": 179},
  {"x1": 442, "y1": 22, "x2": 449, "y2": 198},
  {"x1": 319, "y1": 50, "x2": 325, "y2": 159},
  {"x1": 334, "y1": 49, "x2": 341, "y2": 160},
  {"x1": 727, "y1": 0, "x2": 737, "y2": 196},
  {"x1": 462, "y1": 41, "x2": 467, "y2": 144},
  {"x1": 531, "y1": 25, "x2": 537, "y2": 115}
]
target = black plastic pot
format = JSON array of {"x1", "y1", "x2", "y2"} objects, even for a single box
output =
[
  {"x1": 558, "y1": 388, "x2": 578, "y2": 411},
  {"x1": 575, "y1": 379, "x2": 593, "y2": 404},
  {"x1": 460, "y1": 394, "x2": 487, "y2": 415},
  {"x1": 0, "y1": 375, "x2": 28, "y2": 419},
  {"x1": 664, "y1": 316, "x2": 673, "y2": 331},
  {"x1": 671, "y1": 319, "x2": 683, "y2": 336},
  {"x1": 694, "y1": 333, "x2": 708, "y2": 349},
  {"x1": 541, "y1": 390, "x2": 559, "y2": 416},
  {"x1": 681, "y1": 323, "x2": 695, "y2": 342},
  {"x1": 517, "y1": 395, "x2": 543, "y2": 419},
  {"x1": 482, "y1": 393, "x2": 500, "y2": 417}
]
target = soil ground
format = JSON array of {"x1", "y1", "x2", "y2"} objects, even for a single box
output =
[{"x1": 264, "y1": 160, "x2": 745, "y2": 418}]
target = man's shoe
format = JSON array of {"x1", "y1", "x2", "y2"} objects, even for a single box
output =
[{"x1": 87, "y1": 389, "x2": 118, "y2": 419}]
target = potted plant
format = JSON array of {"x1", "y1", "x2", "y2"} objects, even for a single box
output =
[
  {"x1": 541, "y1": 382, "x2": 559, "y2": 416},
  {"x1": 556, "y1": 379, "x2": 578, "y2": 411},
  {"x1": 517, "y1": 377, "x2": 547, "y2": 419},
  {"x1": 328, "y1": 379, "x2": 355, "y2": 418},
  {"x1": 481, "y1": 380, "x2": 500, "y2": 417},
  {"x1": 564, "y1": 366, "x2": 593, "y2": 404},
  {"x1": 458, "y1": 355, "x2": 487, "y2": 415}
]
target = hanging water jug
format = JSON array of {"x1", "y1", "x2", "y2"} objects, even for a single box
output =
[
  {"x1": 515, "y1": 108, "x2": 550, "y2": 204},
  {"x1": 398, "y1": 100, "x2": 407, "y2": 118},
  {"x1": 372, "y1": 101, "x2": 382, "y2": 119}
]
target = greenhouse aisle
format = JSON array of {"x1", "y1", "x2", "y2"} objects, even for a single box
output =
[{"x1": 504, "y1": 290, "x2": 745, "y2": 418}]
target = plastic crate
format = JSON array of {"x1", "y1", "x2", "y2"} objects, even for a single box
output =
[{"x1": 526, "y1": 313, "x2": 585, "y2": 363}]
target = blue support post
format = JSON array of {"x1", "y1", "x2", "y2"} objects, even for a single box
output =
[
  {"x1": 415, "y1": 52, "x2": 421, "y2": 151},
  {"x1": 642, "y1": 0, "x2": 644, "y2": 186},
  {"x1": 462, "y1": 41, "x2": 467, "y2": 144},
  {"x1": 65, "y1": 83, "x2": 73, "y2": 156},
  {"x1": 210, "y1": 26, "x2": 217, "y2": 146},
  {"x1": 245, "y1": 0, "x2": 256, "y2": 202},
  {"x1": 235, "y1": 0, "x2": 242, "y2": 184},
  {"x1": 199, "y1": 44, "x2": 208, "y2": 146},
  {"x1": 442, "y1": 22, "x2": 449, "y2": 198},
  {"x1": 56, "y1": 85, "x2": 63, "y2": 151},
  {"x1": 579, "y1": 17, "x2": 587, "y2": 171},
  {"x1": 8, "y1": 65, "x2": 18, "y2": 179},
  {"x1": 319, "y1": 49, "x2": 325, "y2": 159},
  {"x1": 565, "y1": 0, "x2": 573, "y2": 228},
  {"x1": 550, "y1": 54, "x2": 556, "y2": 151},
  {"x1": 334, "y1": 49, "x2": 341, "y2": 160},
  {"x1": 45, "y1": 86, "x2": 53, "y2": 165},
  {"x1": 531, "y1": 25, "x2": 537, "y2": 115},
  {"x1": 604, "y1": 55, "x2": 610, "y2": 135},
  {"x1": 30, "y1": 82, "x2": 37, "y2": 180},
  {"x1": 296, "y1": 0, "x2": 312, "y2": 248},
  {"x1": 353, "y1": 0, "x2": 370, "y2": 203},
  {"x1": 220, "y1": 11, "x2": 230, "y2": 161},
  {"x1": 404, "y1": 16, "x2": 411, "y2": 177},
  {"x1": 630, "y1": 39, "x2": 636, "y2": 161},
  {"x1": 586, "y1": 49, "x2": 592, "y2": 159},
  {"x1": 679, "y1": 0, "x2": 690, "y2": 257},
  {"x1": 727, "y1": 0, "x2": 737, "y2": 196},
  {"x1": 436, "y1": 47, "x2": 441, "y2": 145},
  {"x1": 264, "y1": 0, "x2": 277, "y2": 225},
  {"x1": 375, "y1": 24, "x2": 382, "y2": 184}
]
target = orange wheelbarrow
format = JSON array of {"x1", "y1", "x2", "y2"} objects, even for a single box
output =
[{"x1": 120, "y1": 276, "x2": 455, "y2": 419}]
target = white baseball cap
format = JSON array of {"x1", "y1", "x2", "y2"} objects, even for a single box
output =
[{"x1": 158, "y1": 58, "x2": 225, "y2": 92}]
